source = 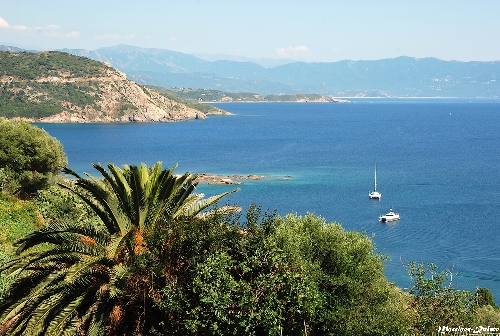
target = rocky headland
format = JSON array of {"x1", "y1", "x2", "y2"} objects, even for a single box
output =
[{"x1": 0, "y1": 51, "x2": 230, "y2": 123}]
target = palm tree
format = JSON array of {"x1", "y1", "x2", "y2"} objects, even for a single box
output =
[{"x1": 0, "y1": 162, "x2": 238, "y2": 335}]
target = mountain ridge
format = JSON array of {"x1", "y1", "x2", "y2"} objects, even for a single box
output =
[
  {"x1": 58, "y1": 45, "x2": 500, "y2": 98},
  {"x1": 3, "y1": 44, "x2": 499, "y2": 98}
]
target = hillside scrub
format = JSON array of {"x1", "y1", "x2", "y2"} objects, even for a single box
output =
[
  {"x1": 0, "y1": 183, "x2": 414, "y2": 335},
  {"x1": 0, "y1": 51, "x2": 109, "y2": 79},
  {"x1": 0, "y1": 162, "x2": 239, "y2": 335},
  {"x1": 0, "y1": 193, "x2": 42, "y2": 297},
  {"x1": 0, "y1": 51, "x2": 112, "y2": 119},
  {"x1": 0, "y1": 51, "x2": 229, "y2": 122}
]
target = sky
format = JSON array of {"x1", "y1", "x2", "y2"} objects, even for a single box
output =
[{"x1": 1, "y1": 0, "x2": 500, "y2": 63}]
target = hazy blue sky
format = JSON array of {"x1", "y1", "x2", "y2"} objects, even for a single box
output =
[{"x1": 1, "y1": 0, "x2": 499, "y2": 62}]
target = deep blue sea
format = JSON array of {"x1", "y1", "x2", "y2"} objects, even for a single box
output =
[{"x1": 37, "y1": 99, "x2": 500, "y2": 302}]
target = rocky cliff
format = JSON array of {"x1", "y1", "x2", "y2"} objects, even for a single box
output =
[{"x1": 0, "y1": 51, "x2": 230, "y2": 123}]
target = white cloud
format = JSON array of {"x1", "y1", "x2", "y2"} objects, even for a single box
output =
[
  {"x1": 0, "y1": 16, "x2": 28, "y2": 31},
  {"x1": 0, "y1": 16, "x2": 79, "y2": 39},
  {"x1": 0, "y1": 17, "x2": 8, "y2": 28},
  {"x1": 66, "y1": 31, "x2": 81, "y2": 39},
  {"x1": 170, "y1": 36, "x2": 178, "y2": 42},
  {"x1": 276, "y1": 45, "x2": 311, "y2": 58}
]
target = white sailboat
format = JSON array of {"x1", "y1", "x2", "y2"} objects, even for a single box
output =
[{"x1": 369, "y1": 165, "x2": 381, "y2": 199}]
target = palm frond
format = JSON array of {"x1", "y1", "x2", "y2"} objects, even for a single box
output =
[
  {"x1": 195, "y1": 205, "x2": 242, "y2": 219},
  {"x1": 105, "y1": 163, "x2": 136, "y2": 223},
  {"x1": 14, "y1": 226, "x2": 107, "y2": 256},
  {"x1": 61, "y1": 166, "x2": 83, "y2": 180},
  {"x1": 0, "y1": 269, "x2": 66, "y2": 325},
  {"x1": 108, "y1": 264, "x2": 132, "y2": 298},
  {"x1": 182, "y1": 189, "x2": 239, "y2": 218},
  {"x1": 85, "y1": 296, "x2": 116, "y2": 336},
  {"x1": 64, "y1": 257, "x2": 109, "y2": 286},
  {"x1": 106, "y1": 232, "x2": 133, "y2": 261},
  {"x1": 45, "y1": 294, "x2": 82, "y2": 336},
  {"x1": 58, "y1": 182, "x2": 118, "y2": 235},
  {"x1": 23, "y1": 291, "x2": 66, "y2": 336}
]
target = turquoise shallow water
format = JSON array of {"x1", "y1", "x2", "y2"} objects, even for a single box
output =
[{"x1": 38, "y1": 99, "x2": 500, "y2": 301}]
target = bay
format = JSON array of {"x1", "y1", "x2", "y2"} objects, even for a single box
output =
[{"x1": 38, "y1": 99, "x2": 500, "y2": 301}]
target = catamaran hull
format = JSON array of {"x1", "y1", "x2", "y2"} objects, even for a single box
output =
[{"x1": 379, "y1": 216, "x2": 400, "y2": 222}]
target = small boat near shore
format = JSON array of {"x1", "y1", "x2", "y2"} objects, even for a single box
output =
[
  {"x1": 369, "y1": 165, "x2": 381, "y2": 199},
  {"x1": 379, "y1": 209, "x2": 400, "y2": 222}
]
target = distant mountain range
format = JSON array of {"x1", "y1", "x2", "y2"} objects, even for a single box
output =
[{"x1": 3, "y1": 44, "x2": 500, "y2": 97}]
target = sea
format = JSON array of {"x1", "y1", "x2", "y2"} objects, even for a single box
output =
[{"x1": 37, "y1": 99, "x2": 500, "y2": 302}]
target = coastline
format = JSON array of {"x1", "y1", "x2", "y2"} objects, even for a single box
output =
[
  {"x1": 195, "y1": 173, "x2": 291, "y2": 185},
  {"x1": 201, "y1": 98, "x2": 350, "y2": 104}
]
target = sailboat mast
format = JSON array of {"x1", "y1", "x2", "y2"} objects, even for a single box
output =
[{"x1": 374, "y1": 165, "x2": 377, "y2": 191}]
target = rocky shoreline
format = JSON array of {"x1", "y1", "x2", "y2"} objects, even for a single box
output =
[{"x1": 195, "y1": 173, "x2": 291, "y2": 185}]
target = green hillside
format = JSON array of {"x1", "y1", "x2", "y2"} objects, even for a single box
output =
[
  {"x1": 0, "y1": 51, "x2": 226, "y2": 121},
  {"x1": 0, "y1": 51, "x2": 108, "y2": 79},
  {"x1": 0, "y1": 51, "x2": 106, "y2": 119}
]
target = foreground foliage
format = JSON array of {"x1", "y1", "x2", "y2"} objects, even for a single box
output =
[
  {"x1": 0, "y1": 118, "x2": 67, "y2": 196},
  {"x1": 405, "y1": 262, "x2": 478, "y2": 334},
  {"x1": 0, "y1": 162, "x2": 237, "y2": 335},
  {"x1": 0, "y1": 193, "x2": 42, "y2": 299},
  {"x1": 0, "y1": 160, "x2": 409, "y2": 335},
  {"x1": 0, "y1": 161, "x2": 499, "y2": 335}
]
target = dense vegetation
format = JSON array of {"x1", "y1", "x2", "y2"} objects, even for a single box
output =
[
  {"x1": 0, "y1": 51, "x2": 111, "y2": 119},
  {"x1": 0, "y1": 51, "x2": 109, "y2": 79},
  {"x1": 0, "y1": 118, "x2": 67, "y2": 196},
  {"x1": 0, "y1": 122, "x2": 499, "y2": 335},
  {"x1": 0, "y1": 81, "x2": 103, "y2": 119},
  {"x1": 0, "y1": 161, "x2": 410, "y2": 335}
]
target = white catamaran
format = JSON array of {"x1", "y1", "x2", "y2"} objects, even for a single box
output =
[
  {"x1": 379, "y1": 209, "x2": 400, "y2": 222},
  {"x1": 369, "y1": 165, "x2": 381, "y2": 200}
]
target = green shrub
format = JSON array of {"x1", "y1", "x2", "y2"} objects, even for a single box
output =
[
  {"x1": 0, "y1": 118, "x2": 67, "y2": 196},
  {"x1": 32, "y1": 185, "x2": 95, "y2": 225},
  {"x1": 0, "y1": 193, "x2": 40, "y2": 247},
  {"x1": 476, "y1": 287, "x2": 499, "y2": 309},
  {"x1": 475, "y1": 304, "x2": 500, "y2": 328},
  {"x1": 152, "y1": 208, "x2": 412, "y2": 335},
  {"x1": 406, "y1": 262, "x2": 479, "y2": 334}
]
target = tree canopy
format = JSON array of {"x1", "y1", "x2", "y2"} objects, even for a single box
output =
[
  {"x1": 0, "y1": 118, "x2": 67, "y2": 196},
  {"x1": 0, "y1": 160, "x2": 498, "y2": 334}
]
